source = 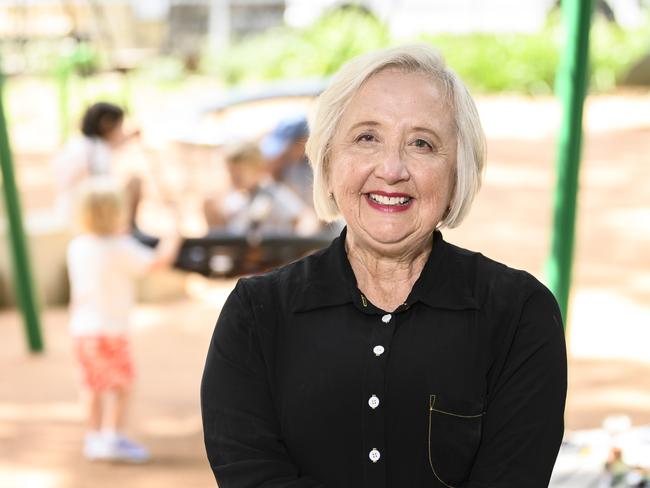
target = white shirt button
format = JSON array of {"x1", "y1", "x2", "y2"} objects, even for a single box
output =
[
  {"x1": 368, "y1": 395, "x2": 380, "y2": 409},
  {"x1": 381, "y1": 314, "x2": 392, "y2": 323},
  {"x1": 373, "y1": 345, "x2": 385, "y2": 356},
  {"x1": 369, "y1": 448, "x2": 381, "y2": 463}
]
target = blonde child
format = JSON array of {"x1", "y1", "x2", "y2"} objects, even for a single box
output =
[
  {"x1": 67, "y1": 177, "x2": 179, "y2": 462},
  {"x1": 203, "y1": 141, "x2": 312, "y2": 235}
]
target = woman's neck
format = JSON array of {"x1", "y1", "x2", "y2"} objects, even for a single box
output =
[{"x1": 345, "y1": 233, "x2": 433, "y2": 312}]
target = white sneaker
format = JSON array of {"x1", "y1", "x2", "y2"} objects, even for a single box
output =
[
  {"x1": 83, "y1": 433, "x2": 113, "y2": 461},
  {"x1": 105, "y1": 435, "x2": 150, "y2": 463}
]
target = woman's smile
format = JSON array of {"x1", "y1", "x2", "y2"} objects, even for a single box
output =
[{"x1": 364, "y1": 191, "x2": 414, "y2": 212}]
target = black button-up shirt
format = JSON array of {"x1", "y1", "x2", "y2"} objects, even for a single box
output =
[{"x1": 201, "y1": 229, "x2": 567, "y2": 488}]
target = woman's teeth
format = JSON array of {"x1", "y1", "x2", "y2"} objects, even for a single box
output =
[{"x1": 368, "y1": 193, "x2": 412, "y2": 206}]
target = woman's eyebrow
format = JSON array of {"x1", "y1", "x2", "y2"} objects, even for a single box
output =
[
  {"x1": 413, "y1": 126, "x2": 442, "y2": 144},
  {"x1": 344, "y1": 121, "x2": 443, "y2": 145},
  {"x1": 348, "y1": 121, "x2": 380, "y2": 132}
]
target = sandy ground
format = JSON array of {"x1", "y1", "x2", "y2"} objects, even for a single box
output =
[{"x1": 1, "y1": 91, "x2": 649, "y2": 487}]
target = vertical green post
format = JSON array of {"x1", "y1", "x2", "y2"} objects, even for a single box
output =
[
  {"x1": 546, "y1": 0, "x2": 593, "y2": 324},
  {"x1": 0, "y1": 68, "x2": 44, "y2": 352}
]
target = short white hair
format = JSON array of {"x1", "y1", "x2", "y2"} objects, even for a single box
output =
[{"x1": 306, "y1": 43, "x2": 486, "y2": 228}]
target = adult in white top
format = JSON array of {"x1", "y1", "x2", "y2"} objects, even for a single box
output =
[
  {"x1": 261, "y1": 114, "x2": 314, "y2": 207},
  {"x1": 52, "y1": 102, "x2": 137, "y2": 226}
]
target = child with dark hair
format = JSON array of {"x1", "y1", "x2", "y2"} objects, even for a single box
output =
[
  {"x1": 52, "y1": 101, "x2": 139, "y2": 225},
  {"x1": 80, "y1": 102, "x2": 125, "y2": 140}
]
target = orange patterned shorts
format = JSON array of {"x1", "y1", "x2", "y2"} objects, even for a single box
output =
[{"x1": 73, "y1": 335, "x2": 134, "y2": 392}]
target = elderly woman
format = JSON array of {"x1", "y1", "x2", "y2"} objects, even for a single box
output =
[{"x1": 201, "y1": 44, "x2": 567, "y2": 488}]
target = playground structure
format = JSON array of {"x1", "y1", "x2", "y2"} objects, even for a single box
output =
[{"x1": 0, "y1": 78, "x2": 337, "y2": 305}]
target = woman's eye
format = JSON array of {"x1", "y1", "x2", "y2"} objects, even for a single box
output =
[
  {"x1": 355, "y1": 133, "x2": 375, "y2": 143},
  {"x1": 413, "y1": 138, "x2": 433, "y2": 150}
]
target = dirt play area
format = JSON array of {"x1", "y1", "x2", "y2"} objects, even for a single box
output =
[{"x1": 1, "y1": 90, "x2": 649, "y2": 487}]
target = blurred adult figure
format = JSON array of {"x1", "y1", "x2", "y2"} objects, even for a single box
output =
[
  {"x1": 261, "y1": 114, "x2": 313, "y2": 206},
  {"x1": 52, "y1": 102, "x2": 140, "y2": 227},
  {"x1": 202, "y1": 44, "x2": 567, "y2": 488}
]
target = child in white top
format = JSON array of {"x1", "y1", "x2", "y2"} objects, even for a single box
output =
[
  {"x1": 67, "y1": 177, "x2": 179, "y2": 462},
  {"x1": 203, "y1": 141, "x2": 316, "y2": 235}
]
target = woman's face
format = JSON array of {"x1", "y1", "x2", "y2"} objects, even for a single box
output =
[{"x1": 328, "y1": 68, "x2": 457, "y2": 256}]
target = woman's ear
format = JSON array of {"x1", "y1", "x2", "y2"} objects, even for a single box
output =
[{"x1": 442, "y1": 173, "x2": 457, "y2": 223}]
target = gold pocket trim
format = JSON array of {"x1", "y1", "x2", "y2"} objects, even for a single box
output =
[{"x1": 427, "y1": 394, "x2": 484, "y2": 488}]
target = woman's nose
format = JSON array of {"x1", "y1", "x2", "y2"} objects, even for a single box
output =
[{"x1": 374, "y1": 146, "x2": 410, "y2": 184}]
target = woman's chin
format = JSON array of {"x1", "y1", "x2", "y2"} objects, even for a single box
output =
[{"x1": 353, "y1": 225, "x2": 426, "y2": 253}]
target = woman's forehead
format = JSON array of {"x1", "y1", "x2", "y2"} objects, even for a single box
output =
[{"x1": 338, "y1": 69, "x2": 455, "y2": 133}]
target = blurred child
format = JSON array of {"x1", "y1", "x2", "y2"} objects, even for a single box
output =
[
  {"x1": 203, "y1": 141, "x2": 315, "y2": 235},
  {"x1": 53, "y1": 101, "x2": 140, "y2": 226},
  {"x1": 67, "y1": 177, "x2": 179, "y2": 462}
]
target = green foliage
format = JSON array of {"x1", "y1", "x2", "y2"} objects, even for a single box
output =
[
  {"x1": 136, "y1": 56, "x2": 187, "y2": 87},
  {"x1": 57, "y1": 41, "x2": 101, "y2": 77},
  {"x1": 202, "y1": 8, "x2": 650, "y2": 94},
  {"x1": 590, "y1": 18, "x2": 650, "y2": 91},
  {"x1": 4, "y1": 8, "x2": 646, "y2": 95},
  {"x1": 419, "y1": 31, "x2": 561, "y2": 95},
  {"x1": 0, "y1": 38, "x2": 101, "y2": 77},
  {"x1": 423, "y1": 15, "x2": 649, "y2": 94},
  {"x1": 201, "y1": 9, "x2": 390, "y2": 84}
]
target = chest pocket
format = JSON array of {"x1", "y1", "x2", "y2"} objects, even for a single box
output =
[{"x1": 427, "y1": 394, "x2": 484, "y2": 487}]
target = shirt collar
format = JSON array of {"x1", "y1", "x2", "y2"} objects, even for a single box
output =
[
  {"x1": 293, "y1": 227, "x2": 358, "y2": 312},
  {"x1": 406, "y1": 231, "x2": 479, "y2": 310},
  {"x1": 293, "y1": 227, "x2": 479, "y2": 313}
]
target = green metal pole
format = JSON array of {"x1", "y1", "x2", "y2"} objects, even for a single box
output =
[
  {"x1": 546, "y1": 0, "x2": 593, "y2": 324},
  {"x1": 0, "y1": 69, "x2": 44, "y2": 352}
]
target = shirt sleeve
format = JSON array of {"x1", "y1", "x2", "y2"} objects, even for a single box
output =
[
  {"x1": 465, "y1": 285, "x2": 567, "y2": 488},
  {"x1": 52, "y1": 138, "x2": 89, "y2": 192},
  {"x1": 119, "y1": 236, "x2": 156, "y2": 277},
  {"x1": 200, "y1": 280, "x2": 327, "y2": 488}
]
